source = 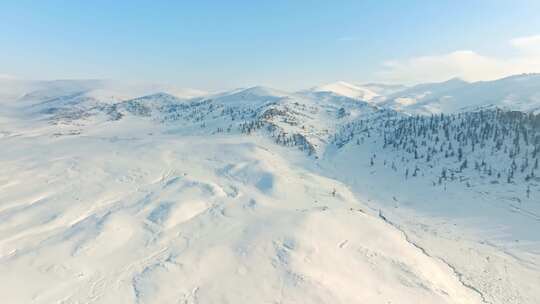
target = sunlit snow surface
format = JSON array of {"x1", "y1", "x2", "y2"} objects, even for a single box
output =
[{"x1": 0, "y1": 79, "x2": 539, "y2": 303}]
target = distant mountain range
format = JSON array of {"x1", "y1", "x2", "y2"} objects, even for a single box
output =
[
  {"x1": 379, "y1": 74, "x2": 540, "y2": 114},
  {"x1": 1, "y1": 73, "x2": 540, "y2": 303},
  {"x1": 4, "y1": 73, "x2": 539, "y2": 115}
]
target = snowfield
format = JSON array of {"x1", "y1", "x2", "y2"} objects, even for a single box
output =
[
  {"x1": 380, "y1": 74, "x2": 540, "y2": 115},
  {"x1": 0, "y1": 77, "x2": 539, "y2": 303}
]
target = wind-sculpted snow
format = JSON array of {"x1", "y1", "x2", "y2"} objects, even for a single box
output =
[
  {"x1": 1, "y1": 77, "x2": 540, "y2": 303},
  {"x1": 0, "y1": 128, "x2": 485, "y2": 303}
]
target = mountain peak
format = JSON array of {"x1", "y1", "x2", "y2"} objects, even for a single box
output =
[
  {"x1": 238, "y1": 86, "x2": 289, "y2": 97},
  {"x1": 133, "y1": 91, "x2": 179, "y2": 100},
  {"x1": 310, "y1": 81, "x2": 379, "y2": 101},
  {"x1": 442, "y1": 77, "x2": 468, "y2": 85}
]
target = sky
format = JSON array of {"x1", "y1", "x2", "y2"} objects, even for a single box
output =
[{"x1": 1, "y1": 0, "x2": 540, "y2": 90}]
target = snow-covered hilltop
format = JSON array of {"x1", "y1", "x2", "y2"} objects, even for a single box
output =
[
  {"x1": 1, "y1": 75, "x2": 540, "y2": 303},
  {"x1": 380, "y1": 74, "x2": 540, "y2": 115},
  {"x1": 307, "y1": 81, "x2": 380, "y2": 101}
]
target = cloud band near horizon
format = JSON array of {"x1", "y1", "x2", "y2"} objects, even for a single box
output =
[{"x1": 376, "y1": 35, "x2": 540, "y2": 85}]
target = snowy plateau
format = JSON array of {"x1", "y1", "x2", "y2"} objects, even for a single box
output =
[{"x1": 0, "y1": 75, "x2": 539, "y2": 304}]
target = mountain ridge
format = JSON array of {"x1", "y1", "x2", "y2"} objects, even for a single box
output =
[{"x1": 1, "y1": 73, "x2": 540, "y2": 303}]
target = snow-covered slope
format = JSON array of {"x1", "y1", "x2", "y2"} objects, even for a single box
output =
[
  {"x1": 0, "y1": 79, "x2": 207, "y2": 108},
  {"x1": 320, "y1": 108, "x2": 540, "y2": 303},
  {"x1": 0, "y1": 117, "x2": 486, "y2": 304},
  {"x1": 307, "y1": 81, "x2": 380, "y2": 101},
  {"x1": 1, "y1": 76, "x2": 540, "y2": 303},
  {"x1": 38, "y1": 84, "x2": 386, "y2": 156},
  {"x1": 382, "y1": 74, "x2": 540, "y2": 114},
  {"x1": 361, "y1": 82, "x2": 407, "y2": 96}
]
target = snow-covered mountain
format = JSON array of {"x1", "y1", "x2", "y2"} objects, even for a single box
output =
[
  {"x1": 361, "y1": 82, "x2": 408, "y2": 96},
  {"x1": 0, "y1": 79, "x2": 207, "y2": 107},
  {"x1": 381, "y1": 74, "x2": 540, "y2": 114},
  {"x1": 1, "y1": 75, "x2": 540, "y2": 303},
  {"x1": 307, "y1": 81, "x2": 380, "y2": 101},
  {"x1": 36, "y1": 84, "x2": 389, "y2": 156}
]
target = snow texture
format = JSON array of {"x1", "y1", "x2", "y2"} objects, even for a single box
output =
[{"x1": 1, "y1": 76, "x2": 539, "y2": 303}]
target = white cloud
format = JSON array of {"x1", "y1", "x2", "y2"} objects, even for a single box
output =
[
  {"x1": 510, "y1": 35, "x2": 540, "y2": 54},
  {"x1": 377, "y1": 35, "x2": 540, "y2": 84}
]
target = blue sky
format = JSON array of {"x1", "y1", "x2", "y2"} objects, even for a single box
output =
[{"x1": 1, "y1": 0, "x2": 540, "y2": 90}]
